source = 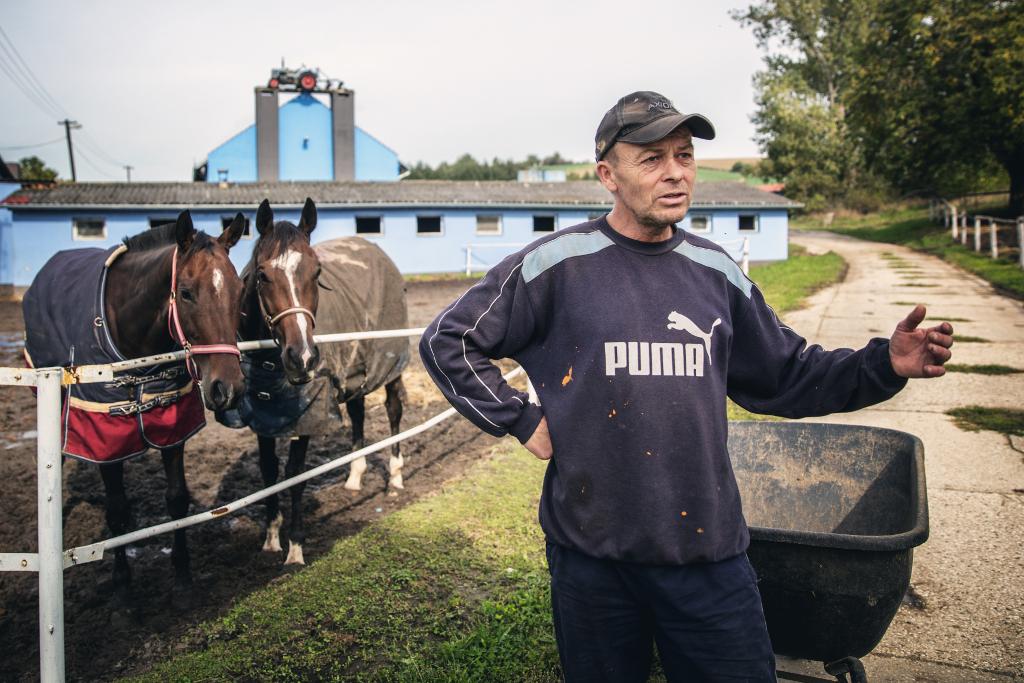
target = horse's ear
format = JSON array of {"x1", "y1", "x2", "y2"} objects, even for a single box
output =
[
  {"x1": 175, "y1": 210, "x2": 196, "y2": 252},
  {"x1": 255, "y1": 199, "x2": 273, "y2": 236},
  {"x1": 219, "y1": 212, "x2": 246, "y2": 251},
  {"x1": 298, "y1": 197, "x2": 317, "y2": 237}
]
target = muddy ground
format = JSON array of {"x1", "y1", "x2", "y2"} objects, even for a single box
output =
[{"x1": 0, "y1": 279, "x2": 508, "y2": 682}]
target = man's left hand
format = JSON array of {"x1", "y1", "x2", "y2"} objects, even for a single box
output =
[{"x1": 889, "y1": 305, "x2": 954, "y2": 378}]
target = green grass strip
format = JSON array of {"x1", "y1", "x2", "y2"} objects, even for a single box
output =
[
  {"x1": 957, "y1": 335, "x2": 992, "y2": 343},
  {"x1": 947, "y1": 407, "x2": 1024, "y2": 436},
  {"x1": 945, "y1": 364, "x2": 1023, "y2": 375}
]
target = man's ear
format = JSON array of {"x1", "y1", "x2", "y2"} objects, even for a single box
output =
[{"x1": 596, "y1": 160, "x2": 618, "y2": 193}]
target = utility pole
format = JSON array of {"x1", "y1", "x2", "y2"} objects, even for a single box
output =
[
  {"x1": 57, "y1": 119, "x2": 81, "y2": 181},
  {"x1": 124, "y1": 165, "x2": 133, "y2": 182}
]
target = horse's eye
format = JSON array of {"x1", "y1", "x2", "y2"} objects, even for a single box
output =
[
  {"x1": 257, "y1": 270, "x2": 270, "y2": 284},
  {"x1": 180, "y1": 288, "x2": 195, "y2": 303}
]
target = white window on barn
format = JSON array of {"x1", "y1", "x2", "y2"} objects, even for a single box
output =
[
  {"x1": 738, "y1": 214, "x2": 759, "y2": 232},
  {"x1": 356, "y1": 216, "x2": 383, "y2": 236},
  {"x1": 73, "y1": 218, "x2": 106, "y2": 241},
  {"x1": 533, "y1": 214, "x2": 556, "y2": 232},
  {"x1": 475, "y1": 214, "x2": 502, "y2": 236},
  {"x1": 221, "y1": 215, "x2": 252, "y2": 238},
  {"x1": 688, "y1": 214, "x2": 712, "y2": 233},
  {"x1": 417, "y1": 215, "x2": 443, "y2": 236}
]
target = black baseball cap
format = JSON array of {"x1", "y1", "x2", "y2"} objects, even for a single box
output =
[{"x1": 595, "y1": 91, "x2": 715, "y2": 161}]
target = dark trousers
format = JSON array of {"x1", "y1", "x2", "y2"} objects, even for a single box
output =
[{"x1": 546, "y1": 542, "x2": 776, "y2": 682}]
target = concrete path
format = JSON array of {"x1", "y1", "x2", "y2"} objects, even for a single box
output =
[{"x1": 776, "y1": 231, "x2": 1024, "y2": 681}]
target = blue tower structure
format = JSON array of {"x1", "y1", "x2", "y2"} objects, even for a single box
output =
[{"x1": 199, "y1": 67, "x2": 403, "y2": 183}]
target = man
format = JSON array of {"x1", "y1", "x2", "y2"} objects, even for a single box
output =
[{"x1": 419, "y1": 91, "x2": 953, "y2": 682}]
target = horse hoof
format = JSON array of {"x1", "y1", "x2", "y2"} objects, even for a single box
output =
[
  {"x1": 343, "y1": 481, "x2": 362, "y2": 492},
  {"x1": 262, "y1": 539, "x2": 283, "y2": 553},
  {"x1": 284, "y1": 542, "x2": 305, "y2": 566}
]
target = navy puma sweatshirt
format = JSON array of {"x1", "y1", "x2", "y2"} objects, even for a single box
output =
[{"x1": 419, "y1": 216, "x2": 906, "y2": 565}]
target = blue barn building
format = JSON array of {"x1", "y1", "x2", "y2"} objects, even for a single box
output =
[{"x1": 0, "y1": 180, "x2": 798, "y2": 290}]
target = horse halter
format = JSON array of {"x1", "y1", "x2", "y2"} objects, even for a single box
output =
[
  {"x1": 167, "y1": 246, "x2": 242, "y2": 382},
  {"x1": 255, "y1": 277, "x2": 316, "y2": 335}
]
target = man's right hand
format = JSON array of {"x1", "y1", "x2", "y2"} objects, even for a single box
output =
[{"x1": 524, "y1": 417, "x2": 553, "y2": 461}]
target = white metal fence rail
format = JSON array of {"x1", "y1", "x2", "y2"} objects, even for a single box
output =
[{"x1": 0, "y1": 327, "x2": 526, "y2": 682}]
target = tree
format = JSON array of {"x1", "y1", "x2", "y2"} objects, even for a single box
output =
[
  {"x1": 734, "y1": 0, "x2": 880, "y2": 209},
  {"x1": 17, "y1": 155, "x2": 58, "y2": 181},
  {"x1": 849, "y1": 0, "x2": 1024, "y2": 213}
]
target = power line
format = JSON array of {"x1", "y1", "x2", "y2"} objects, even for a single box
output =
[
  {"x1": 74, "y1": 147, "x2": 118, "y2": 180},
  {"x1": 0, "y1": 46, "x2": 62, "y2": 118},
  {"x1": 0, "y1": 25, "x2": 69, "y2": 118},
  {"x1": 0, "y1": 137, "x2": 64, "y2": 151}
]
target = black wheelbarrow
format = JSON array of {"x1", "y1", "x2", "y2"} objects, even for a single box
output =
[{"x1": 728, "y1": 422, "x2": 929, "y2": 683}]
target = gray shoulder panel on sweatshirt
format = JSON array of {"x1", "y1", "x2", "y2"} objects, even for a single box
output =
[
  {"x1": 673, "y1": 240, "x2": 753, "y2": 298},
  {"x1": 522, "y1": 230, "x2": 615, "y2": 283}
]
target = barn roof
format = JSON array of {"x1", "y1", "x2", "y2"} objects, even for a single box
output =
[{"x1": 2, "y1": 180, "x2": 800, "y2": 211}]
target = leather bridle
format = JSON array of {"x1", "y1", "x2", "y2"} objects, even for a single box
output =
[
  {"x1": 167, "y1": 246, "x2": 242, "y2": 382},
  {"x1": 255, "y1": 277, "x2": 316, "y2": 337}
]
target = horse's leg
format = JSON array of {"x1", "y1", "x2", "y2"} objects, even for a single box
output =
[
  {"x1": 161, "y1": 445, "x2": 193, "y2": 594},
  {"x1": 385, "y1": 376, "x2": 406, "y2": 493},
  {"x1": 284, "y1": 436, "x2": 310, "y2": 565},
  {"x1": 99, "y1": 461, "x2": 132, "y2": 605},
  {"x1": 257, "y1": 435, "x2": 283, "y2": 552},
  {"x1": 343, "y1": 396, "x2": 367, "y2": 491}
]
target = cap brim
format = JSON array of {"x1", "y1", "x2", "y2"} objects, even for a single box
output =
[{"x1": 618, "y1": 113, "x2": 716, "y2": 144}]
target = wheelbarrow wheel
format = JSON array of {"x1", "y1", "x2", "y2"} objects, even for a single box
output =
[{"x1": 824, "y1": 656, "x2": 867, "y2": 683}]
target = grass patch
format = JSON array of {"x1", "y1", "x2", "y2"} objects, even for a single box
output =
[
  {"x1": 946, "y1": 364, "x2": 1023, "y2": 375},
  {"x1": 898, "y1": 283, "x2": 939, "y2": 287},
  {"x1": 947, "y1": 407, "x2": 1024, "y2": 436},
  {"x1": 957, "y1": 335, "x2": 992, "y2": 343},
  {"x1": 892, "y1": 300, "x2": 927, "y2": 306},
  {"x1": 404, "y1": 271, "x2": 483, "y2": 282},
  {"x1": 796, "y1": 205, "x2": 1024, "y2": 299},
  {"x1": 746, "y1": 244, "x2": 847, "y2": 314},
  {"x1": 932, "y1": 316, "x2": 973, "y2": 322},
  {"x1": 136, "y1": 247, "x2": 846, "y2": 680}
]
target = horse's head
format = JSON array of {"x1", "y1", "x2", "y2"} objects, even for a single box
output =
[
  {"x1": 171, "y1": 210, "x2": 246, "y2": 410},
  {"x1": 250, "y1": 197, "x2": 321, "y2": 384}
]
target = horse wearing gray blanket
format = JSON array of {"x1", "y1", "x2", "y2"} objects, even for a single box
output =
[{"x1": 217, "y1": 198, "x2": 409, "y2": 565}]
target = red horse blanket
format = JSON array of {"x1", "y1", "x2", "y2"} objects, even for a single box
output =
[{"x1": 22, "y1": 246, "x2": 205, "y2": 463}]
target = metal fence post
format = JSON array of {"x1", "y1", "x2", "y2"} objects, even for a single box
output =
[
  {"x1": 465, "y1": 246, "x2": 472, "y2": 277},
  {"x1": 36, "y1": 368, "x2": 65, "y2": 683},
  {"x1": 974, "y1": 217, "x2": 981, "y2": 252},
  {"x1": 951, "y1": 206, "x2": 958, "y2": 239},
  {"x1": 951, "y1": 206, "x2": 959, "y2": 240},
  {"x1": 991, "y1": 219, "x2": 998, "y2": 259},
  {"x1": 742, "y1": 237, "x2": 750, "y2": 275}
]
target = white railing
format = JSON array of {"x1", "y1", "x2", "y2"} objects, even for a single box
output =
[
  {"x1": 463, "y1": 242, "x2": 528, "y2": 276},
  {"x1": 937, "y1": 201, "x2": 1024, "y2": 269},
  {"x1": 0, "y1": 327, "x2": 525, "y2": 682}
]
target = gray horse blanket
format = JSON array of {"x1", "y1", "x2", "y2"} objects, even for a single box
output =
[
  {"x1": 217, "y1": 237, "x2": 409, "y2": 437},
  {"x1": 23, "y1": 246, "x2": 204, "y2": 463}
]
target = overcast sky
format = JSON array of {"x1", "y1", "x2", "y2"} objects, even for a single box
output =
[{"x1": 1, "y1": 1, "x2": 766, "y2": 182}]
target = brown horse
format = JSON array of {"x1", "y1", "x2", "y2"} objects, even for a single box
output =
[
  {"x1": 24, "y1": 210, "x2": 246, "y2": 608},
  {"x1": 220, "y1": 198, "x2": 408, "y2": 565}
]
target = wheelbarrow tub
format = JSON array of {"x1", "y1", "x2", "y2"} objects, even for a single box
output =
[{"x1": 728, "y1": 422, "x2": 928, "y2": 663}]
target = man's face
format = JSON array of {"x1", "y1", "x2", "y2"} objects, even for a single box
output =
[{"x1": 597, "y1": 129, "x2": 696, "y2": 229}]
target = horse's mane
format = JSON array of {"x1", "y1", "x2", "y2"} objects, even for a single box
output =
[{"x1": 123, "y1": 223, "x2": 215, "y2": 253}]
